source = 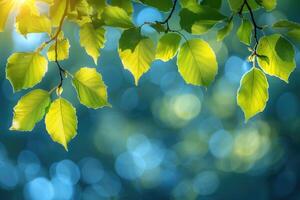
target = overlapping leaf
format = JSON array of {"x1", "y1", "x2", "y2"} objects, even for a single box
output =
[
  {"x1": 156, "y1": 33, "x2": 181, "y2": 62},
  {"x1": 79, "y1": 23, "x2": 106, "y2": 64},
  {"x1": 256, "y1": 34, "x2": 296, "y2": 82}
]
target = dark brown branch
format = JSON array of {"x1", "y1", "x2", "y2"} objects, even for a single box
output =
[
  {"x1": 238, "y1": 0, "x2": 263, "y2": 53},
  {"x1": 53, "y1": 0, "x2": 69, "y2": 89},
  {"x1": 157, "y1": 0, "x2": 178, "y2": 32}
]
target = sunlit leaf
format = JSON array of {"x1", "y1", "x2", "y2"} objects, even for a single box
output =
[
  {"x1": 256, "y1": 34, "x2": 296, "y2": 82},
  {"x1": 255, "y1": 0, "x2": 276, "y2": 11},
  {"x1": 10, "y1": 89, "x2": 51, "y2": 131},
  {"x1": 179, "y1": 0, "x2": 197, "y2": 8},
  {"x1": 72, "y1": 67, "x2": 109, "y2": 109},
  {"x1": 47, "y1": 38, "x2": 70, "y2": 61},
  {"x1": 50, "y1": 0, "x2": 68, "y2": 27},
  {"x1": 79, "y1": 23, "x2": 106, "y2": 64},
  {"x1": 228, "y1": 0, "x2": 260, "y2": 12},
  {"x1": 237, "y1": 67, "x2": 269, "y2": 121},
  {"x1": 156, "y1": 33, "x2": 181, "y2": 62},
  {"x1": 217, "y1": 20, "x2": 233, "y2": 41},
  {"x1": 119, "y1": 27, "x2": 145, "y2": 51},
  {"x1": 237, "y1": 19, "x2": 253, "y2": 45},
  {"x1": 177, "y1": 39, "x2": 218, "y2": 86},
  {"x1": 45, "y1": 98, "x2": 77, "y2": 150},
  {"x1": 119, "y1": 38, "x2": 156, "y2": 85},
  {"x1": 102, "y1": 5, "x2": 134, "y2": 28},
  {"x1": 6, "y1": 52, "x2": 48, "y2": 92},
  {"x1": 111, "y1": 0, "x2": 133, "y2": 15},
  {"x1": 179, "y1": 4, "x2": 226, "y2": 35},
  {"x1": 0, "y1": 0, "x2": 16, "y2": 32},
  {"x1": 16, "y1": 2, "x2": 52, "y2": 36}
]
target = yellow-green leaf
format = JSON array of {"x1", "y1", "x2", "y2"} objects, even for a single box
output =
[
  {"x1": 156, "y1": 33, "x2": 181, "y2": 62},
  {"x1": 0, "y1": 0, "x2": 16, "y2": 32},
  {"x1": 256, "y1": 34, "x2": 296, "y2": 82},
  {"x1": 102, "y1": 5, "x2": 134, "y2": 28},
  {"x1": 45, "y1": 98, "x2": 77, "y2": 150},
  {"x1": 47, "y1": 38, "x2": 70, "y2": 61},
  {"x1": 50, "y1": 0, "x2": 68, "y2": 27},
  {"x1": 111, "y1": 0, "x2": 133, "y2": 15},
  {"x1": 256, "y1": 0, "x2": 277, "y2": 11},
  {"x1": 79, "y1": 23, "x2": 106, "y2": 64},
  {"x1": 10, "y1": 89, "x2": 51, "y2": 131},
  {"x1": 6, "y1": 52, "x2": 48, "y2": 92},
  {"x1": 177, "y1": 39, "x2": 218, "y2": 86},
  {"x1": 237, "y1": 67, "x2": 269, "y2": 121},
  {"x1": 179, "y1": 5, "x2": 226, "y2": 35},
  {"x1": 237, "y1": 19, "x2": 253, "y2": 46},
  {"x1": 72, "y1": 67, "x2": 109, "y2": 109},
  {"x1": 228, "y1": 0, "x2": 259, "y2": 12},
  {"x1": 16, "y1": 2, "x2": 51, "y2": 36},
  {"x1": 217, "y1": 20, "x2": 233, "y2": 41},
  {"x1": 119, "y1": 38, "x2": 156, "y2": 85}
]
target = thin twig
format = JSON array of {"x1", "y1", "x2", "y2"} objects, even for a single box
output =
[
  {"x1": 238, "y1": 0, "x2": 262, "y2": 54},
  {"x1": 160, "y1": 0, "x2": 178, "y2": 24},
  {"x1": 157, "y1": 0, "x2": 178, "y2": 32},
  {"x1": 53, "y1": 0, "x2": 69, "y2": 90}
]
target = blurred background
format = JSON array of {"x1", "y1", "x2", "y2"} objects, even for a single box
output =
[{"x1": 1, "y1": 0, "x2": 300, "y2": 199}]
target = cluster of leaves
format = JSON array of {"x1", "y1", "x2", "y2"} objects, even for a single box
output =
[{"x1": 0, "y1": 0, "x2": 299, "y2": 150}]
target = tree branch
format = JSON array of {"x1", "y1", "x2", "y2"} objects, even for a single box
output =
[
  {"x1": 238, "y1": 0, "x2": 262, "y2": 53},
  {"x1": 158, "y1": 0, "x2": 178, "y2": 32},
  {"x1": 53, "y1": 0, "x2": 69, "y2": 90}
]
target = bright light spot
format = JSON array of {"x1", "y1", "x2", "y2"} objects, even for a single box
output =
[{"x1": 173, "y1": 94, "x2": 201, "y2": 121}]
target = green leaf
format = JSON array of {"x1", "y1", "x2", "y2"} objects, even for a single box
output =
[
  {"x1": 273, "y1": 20, "x2": 300, "y2": 30},
  {"x1": 111, "y1": 0, "x2": 133, "y2": 15},
  {"x1": 72, "y1": 67, "x2": 110, "y2": 109},
  {"x1": 256, "y1": 34, "x2": 296, "y2": 82},
  {"x1": 45, "y1": 98, "x2": 77, "y2": 150},
  {"x1": 119, "y1": 27, "x2": 145, "y2": 51},
  {"x1": 102, "y1": 5, "x2": 134, "y2": 28},
  {"x1": 139, "y1": 0, "x2": 173, "y2": 12},
  {"x1": 177, "y1": 39, "x2": 218, "y2": 86},
  {"x1": 255, "y1": 0, "x2": 277, "y2": 11},
  {"x1": 179, "y1": 5, "x2": 226, "y2": 35},
  {"x1": 179, "y1": 0, "x2": 197, "y2": 8},
  {"x1": 273, "y1": 20, "x2": 300, "y2": 44},
  {"x1": 0, "y1": 0, "x2": 16, "y2": 32},
  {"x1": 47, "y1": 38, "x2": 70, "y2": 61},
  {"x1": 201, "y1": 0, "x2": 222, "y2": 9},
  {"x1": 228, "y1": 0, "x2": 259, "y2": 12},
  {"x1": 217, "y1": 20, "x2": 233, "y2": 41},
  {"x1": 119, "y1": 38, "x2": 156, "y2": 85},
  {"x1": 79, "y1": 23, "x2": 106, "y2": 64},
  {"x1": 6, "y1": 52, "x2": 48, "y2": 92},
  {"x1": 10, "y1": 89, "x2": 51, "y2": 131},
  {"x1": 237, "y1": 19, "x2": 253, "y2": 45},
  {"x1": 156, "y1": 33, "x2": 181, "y2": 62},
  {"x1": 237, "y1": 67, "x2": 269, "y2": 121}
]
